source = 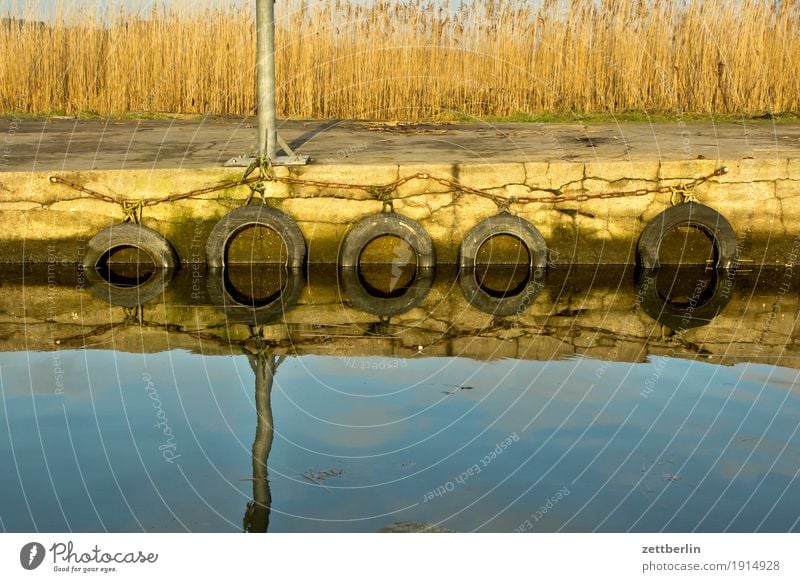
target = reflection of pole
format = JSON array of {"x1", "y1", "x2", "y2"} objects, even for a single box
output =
[
  {"x1": 243, "y1": 352, "x2": 276, "y2": 533},
  {"x1": 256, "y1": 0, "x2": 278, "y2": 160}
]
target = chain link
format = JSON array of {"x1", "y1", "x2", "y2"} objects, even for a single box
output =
[{"x1": 121, "y1": 200, "x2": 144, "y2": 224}]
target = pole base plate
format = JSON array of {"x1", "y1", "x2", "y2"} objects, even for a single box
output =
[{"x1": 224, "y1": 155, "x2": 310, "y2": 168}]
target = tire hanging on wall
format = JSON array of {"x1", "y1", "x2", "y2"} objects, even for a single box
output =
[
  {"x1": 82, "y1": 223, "x2": 178, "y2": 269},
  {"x1": 636, "y1": 203, "x2": 738, "y2": 269},
  {"x1": 81, "y1": 223, "x2": 177, "y2": 307},
  {"x1": 458, "y1": 214, "x2": 548, "y2": 269},
  {"x1": 338, "y1": 212, "x2": 435, "y2": 269},
  {"x1": 337, "y1": 212, "x2": 435, "y2": 316},
  {"x1": 205, "y1": 205, "x2": 307, "y2": 269}
]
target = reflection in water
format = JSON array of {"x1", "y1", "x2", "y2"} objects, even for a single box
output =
[
  {"x1": 1, "y1": 265, "x2": 799, "y2": 532},
  {"x1": 243, "y1": 352, "x2": 276, "y2": 533},
  {"x1": 99, "y1": 256, "x2": 156, "y2": 286},
  {"x1": 13, "y1": 263, "x2": 799, "y2": 368},
  {"x1": 85, "y1": 265, "x2": 175, "y2": 308},
  {"x1": 81, "y1": 262, "x2": 737, "y2": 333},
  {"x1": 207, "y1": 266, "x2": 305, "y2": 325},
  {"x1": 459, "y1": 265, "x2": 545, "y2": 316},
  {"x1": 636, "y1": 267, "x2": 735, "y2": 330},
  {"x1": 339, "y1": 265, "x2": 435, "y2": 316}
]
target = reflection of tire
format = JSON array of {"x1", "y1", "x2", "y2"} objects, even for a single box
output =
[
  {"x1": 82, "y1": 223, "x2": 178, "y2": 269},
  {"x1": 459, "y1": 214, "x2": 548, "y2": 269},
  {"x1": 205, "y1": 205, "x2": 307, "y2": 269},
  {"x1": 84, "y1": 266, "x2": 175, "y2": 308},
  {"x1": 339, "y1": 266, "x2": 434, "y2": 317},
  {"x1": 338, "y1": 213, "x2": 435, "y2": 268},
  {"x1": 637, "y1": 203, "x2": 737, "y2": 269},
  {"x1": 459, "y1": 266, "x2": 546, "y2": 317},
  {"x1": 207, "y1": 267, "x2": 305, "y2": 325},
  {"x1": 635, "y1": 268, "x2": 735, "y2": 330}
]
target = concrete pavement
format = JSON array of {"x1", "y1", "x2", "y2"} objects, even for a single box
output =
[{"x1": 2, "y1": 117, "x2": 799, "y2": 171}]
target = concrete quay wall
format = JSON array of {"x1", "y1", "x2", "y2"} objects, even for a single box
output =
[{"x1": 0, "y1": 158, "x2": 798, "y2": 265}]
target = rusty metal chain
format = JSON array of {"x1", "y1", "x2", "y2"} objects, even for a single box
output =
[
  {"x1": 49, "y1": 174, "x2": 263, "y2": 207},
  {"x1": 121, "y1": 200, "x2": 144, "y2": 224},
  {"x1": 49, "y1": 167, "x2": 729, "y2": 218}
]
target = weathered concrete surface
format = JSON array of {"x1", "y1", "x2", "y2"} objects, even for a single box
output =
[
  {"x1": 3, "y1": 118, "x2": 800, "y2": 170},
  {"x1": 1, "y1": 158, "x2": 799, "y2": 265},
  {"x1": 2, "y1": 266, "x2": 799, "y2": 373},
  {"x1": 1, "y1": 118, "x2": 800, "y2": 265}
]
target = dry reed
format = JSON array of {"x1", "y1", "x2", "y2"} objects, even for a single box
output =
[{"x1": 1, "y1": 0, "x2": 799, "y2": 119}]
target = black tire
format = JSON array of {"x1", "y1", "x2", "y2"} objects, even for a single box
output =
[
  {"x1": 205, "y1": 205, "x2": 307, "y2": 269},
  {"x1": 339, "y1": 266, "x2": 434, "y2": 317},
  {"x1": 82, "y1": 223, "x2": 177, "y2": 269},
  {"x1": 637, "y1": 203, "x2": 738, "y2": 269},
  {"x1": 83, "y1": 266, "x2": 175, "y2": 308},
  {"x1": 459, "y1": 214, "x2": 548, "y2": 269},
  {"x1": 207, "y1": 266, "x2": 305, "y2": 325},
  {"x1": 635, "y1": 267, "x2": 735, "y2": 330},
  {"x1": 338, "y1": 212, "x2": 435, "y2": 269},
  {"x1": 459, "y1": 266, "x2": 546, "y2": 316}
]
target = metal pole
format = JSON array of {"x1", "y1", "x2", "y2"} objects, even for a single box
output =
[
  {"x1": 225, "y1": 0, "x2": 308, "y2": 167},
  {"x1": 256, "y1": 0, "x2": 278, "y2": 160}
]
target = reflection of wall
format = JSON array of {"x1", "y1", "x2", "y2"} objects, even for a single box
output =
[
  {"x1": 1, "y1": 159, "x2": 799, "y2": 264},
  {"x1": 1, "y1": 265, "x2": 799, "y2": 369}
]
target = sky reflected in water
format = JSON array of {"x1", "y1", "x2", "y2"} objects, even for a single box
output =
[{"x1": 1, "y1": 348, "x2": 798, "y2": 532}]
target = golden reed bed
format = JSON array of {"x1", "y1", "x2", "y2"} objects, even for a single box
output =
[{"x1": 1, "y1": 0, "x2": 799, "y2": 120}]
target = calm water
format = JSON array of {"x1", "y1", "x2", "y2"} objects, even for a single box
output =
[{"x1": 0, "y1": 264, "x2": 798, "y2": 532}]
